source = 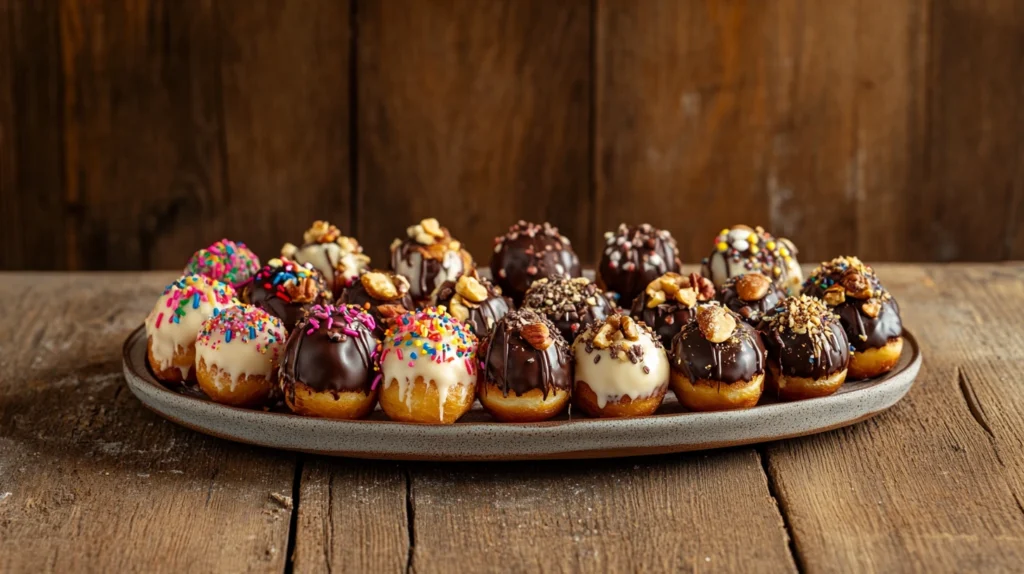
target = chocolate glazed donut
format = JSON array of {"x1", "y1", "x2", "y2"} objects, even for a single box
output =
[
  {"x1": 390, "y1": 218, "x2": 474, "y2": 305},
  {"x1": 598, "y1": 223, "x2": 681, "y2": 305},
  {"x1": 279, "y1": 307, "x2": 379, "y2": 402},
  {"x1": 481, "y1": 310, "x2": 572, "y2": 399},
  {"x1": 490, "y1": 221, "x2": 582, "y2": 305},
  {"x1": 671, "y1": 315, "x2": 766, "y2": 384}
]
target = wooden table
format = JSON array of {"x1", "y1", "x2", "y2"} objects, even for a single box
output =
[{"x1": 2, "y1": 264, "x2": 1023, "y2": 573}]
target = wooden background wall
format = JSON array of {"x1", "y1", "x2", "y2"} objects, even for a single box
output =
[{"x1": 1, "y1": 0, "x2": 1022, "y2": 271}]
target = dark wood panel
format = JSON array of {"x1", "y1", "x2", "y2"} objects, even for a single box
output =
[
  {"x1": 1, "y1": 0, "x2": 66, "y2": 270},
  {"x1": 356, "y1": 0, "x2": 592, "y2": 267},
  {"x1": 923, "y1": 0, "x2": 1024, "y2": 261}
]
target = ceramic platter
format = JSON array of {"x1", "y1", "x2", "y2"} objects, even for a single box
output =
[{"x1": 121, "y1": 325, "x2": 921, "y2": 461}]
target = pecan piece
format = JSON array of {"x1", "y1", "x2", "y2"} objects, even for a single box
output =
[
  {"x1": 840, "y1": 270, "x2": 872, "y2": 299},
  {"x1": 521, "y1": 322, "x2": 553, "y2": 351}
]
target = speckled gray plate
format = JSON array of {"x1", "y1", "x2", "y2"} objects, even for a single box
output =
[{"x1": 121, "y1": 326, "x2": 921, "y2": 461}]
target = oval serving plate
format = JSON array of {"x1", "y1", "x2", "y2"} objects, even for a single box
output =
[{"x1": 121, "y1": 326, "x2": 921, "y2": 461}]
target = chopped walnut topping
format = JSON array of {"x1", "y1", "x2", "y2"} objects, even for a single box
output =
[
  {"x1": 823, "y1": 285, "x2": 847, "y2": 307},
  {"x1": 644, "y1": 272, "x2": 713, "y2": 308},
  {"x1": 840, "y1": 270, "x2": 873, "y2": 299},
  {"x1": 361, "y1": 271, "x2": 408, "y2": 301}
]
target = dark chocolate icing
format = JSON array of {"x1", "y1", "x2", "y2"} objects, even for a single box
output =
[
  {"x1": 241, "y1": 259, "x2": 331, "y2": 331},
  {"x1": 522, "y1": 277, "x2": 614, "y2": 345},
  {"x1": 700, "y1": 225, "x2": 795, "y2": 291},
  {"x1": 340, "y1": 273, "x2": 415, "y2": 337},
  {"x1": 670, "y1": 309, "x2": 766, "y2": 384},
  {"x1": 598, "y1": 223, "x2": 681, "y2": 305},
  {"x1": 629, "y1": 293, "x2": 696, "y2": 348},
  {"x1": 489, "y1": 221, "x2": 582, "y2": 305},
  {"x1": 279, "y1": 304, "x2": 380, "y2": 399},
  {"x1": 390, "y1": 234, "x2": 474, "y2": 305},
  {"x1": 434, "y1": 276, "x2": 513, "y2": 338},
  {"x1": 758, "y1": 296, "x2": 850, "y2": 379},
  {"x1": 717, "y1": 274, "x2": 786, "y2": 326},
  {"x1": 801, "y1": 256, "x2": 903, "y2": 351},
  {"x1": 480, "y1": 308, "x2": 572, "y2": 398}
]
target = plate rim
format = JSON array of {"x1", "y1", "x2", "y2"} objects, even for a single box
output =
[{"x1": 121, "y1": 325, "x2": 922, "y2": 460}]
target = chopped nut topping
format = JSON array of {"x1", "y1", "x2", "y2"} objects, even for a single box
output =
[
  {"x1": 420, "y1": 218, "x2": 443, "y2": 238},
  {"x1": 823, "y1": 285, "x2": 847, "y2": 307},
  {"x1": 455, "y1": 275, "x2": 488, "y2": 304},
  {"x1": 361, "y1": 271, "x2": 400, "y2": 300},
  {"x1": 620, "y1": 316, "x2": 639, "y2": 341},
  {"x1": 407, "y1": 217, "x2": 447, "y2": 246},
  {"x1": 643, "y1": 272, "x2": 712, "y2": 308},
  {"x1": 448, "y1": 296, "x2": 471, "y2": 322},
  {"x1": 286, "y1": 277, "x2": 319, "y2": 303},
  {"x1": 735, "y1": 273, "x2": 771, "y2": 301},
  {"x1": 304, "y1": 220, "x2": 341, "y2": 244},
  {"x1": 840, "y1": 270, "x2": 873, "y2": 299},
  {"x1": 521, "y1": 322, "x2": 553, "y2": 350},
  {"x1": 697, "y1": 305, "x2": 736, "y2": 343},
  {"x1": 861, "y1": 299, "x2": 881, "y2": 318},
  {"x1": 377, "y1": 304, "x2": 408, "y2": 319},
  {"x1": 281, "y1": 242, "x2": 298, "y2": 258},
  {"x1": 592, "y1": 322, "x2": 615, "y2": 349}
]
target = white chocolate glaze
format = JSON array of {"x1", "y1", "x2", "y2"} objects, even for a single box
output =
[
  {"x1": 380, "y1": 352, "x2": 474, "y2": 420},
  {"x1": 194, "y1": 305, "x2": 286, "y2": 389},
  {"x1": 144, "y1": 275, "x2": 237, "y2": 379},
  {"x1": 293, "y1": 242, "x2": 368, "y2": 289},
  {"x1": 573, "y1": 325, "x2": 670, "y2": 409}
]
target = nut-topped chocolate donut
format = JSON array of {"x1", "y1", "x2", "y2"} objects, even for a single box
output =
[
  {"x1": 478, "y1": 308, "x2": 572, "y2": 422},
  {"x1": 716, "y1": 272, "x2": 786, "y2": 327},
  {"x1": 629, "y1": 272, "x2": 716, "y2": 347},
  {"x1": 572, "y1": 314, "x2": 670, "y2": 418},
  {"x1": 282, "y1": 221, "x2": 370, "y2": 297},
  {"x1": 241, "y1": 258, "x2": 332, "y2": 331},
  {"x1": 701, "y1": 225, "x2": 802, "y2": 295},
  {"x1": 522, "y1": 276, "x2": 614, "y2": 345},
  {"x1": 598, "y1": 223, "x2": 682, "y2": 305},
  {"x1": 758, "y1": 295, "x2": 850, "y2": 401},
  {"x1": 489, "y1": 220, "x2": 582, "y2": 305},
  {"x1": 390, "y1": 217, "x2": 474, "y2": 306},
  {"x1": 670, "y1": 304, "x2": 767, "y2": 411},
  {"x1": 340, "y1": 270, "x2": 414, "y2": 336},
  {"x1": 434, "y1": 271, "x2": 512, "y2": 337},
  {"x1": 802, "y1": 256, "x2": 903, "y2": 379},
  {"x1": 278, "y1": 304, "x2": 381, "y2": 419}
]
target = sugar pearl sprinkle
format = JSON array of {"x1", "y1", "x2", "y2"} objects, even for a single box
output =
[
  {"x1": 703, "y1": 226, "x2": 788, "y2": 277},
  {"x1": 184, "y1": 239, "x2": 260, "y2": 286},
  {"x1": 152, "y1": 274, "x2": 236, "y2": 330},
  {"x1": 379, "y1": 306, "x2": 478, "y2": 377},
  {"x1": 602, "y1": 223, "x2": 677, "y2": 271},
  {"x1": 197, "y1": 305, "x2": 285, "y2": 358}
]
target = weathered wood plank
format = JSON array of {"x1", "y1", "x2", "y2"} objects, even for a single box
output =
[
  {"x1": 0, "y1": 1, "x2": 67, "y2": 270},
  {"x1": 0, "y1": 273, "x2": 296, "y2": 572},
  {"x1": 923, "y1": 1, "x2": 1024, "y2": 261},
  {"x1": 293, "y1": 458, "x2": 408, "y2": 574},
  {"x1": 404, "y1": 451, "x2": 796, "y2": 573},
  {"x1": 356, "y1": 0, "x2": 592, "y2": 265},
  {"x1": 764, "y1": 265, "x2": 1024, "y2": 571}
]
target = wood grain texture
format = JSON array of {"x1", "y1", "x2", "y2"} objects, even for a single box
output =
[
  {"x1": 924, "y1": 1, "x2": 1024, "y2": 261},
  {"x1": 763, "y1": 264, "x2": 1024, "y2": 572},
  {"x1": 292, "y1": 458, "x2": 408, "y2": 574},
  {"x1": 0, "y1": 273, "x2": 296, "y2": 572},
  {"x1": 356, "y1": 0, "x2": 592, "y2": 266},
  {"x1": 403, "y1": 452, "x2": 796, "y2": 573},
  {"x1": 1, "y1": 0, "x2": 67, "y2": 270}
]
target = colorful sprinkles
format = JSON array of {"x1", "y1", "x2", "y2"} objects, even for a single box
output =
[
  {"x1": 184, "y1": 239, "x2": 260, "y2": 288},
  {"x1": 379, "y1": 306, "x2": 478, "y2": 376},
  {"x1": 197, "y1": 305, "x2": 285, "y2": 359},
  {"x1": 253, "y1": 258, "x2": 326, "y2": 304},
  {"x1": 152, "y1": 274, "x2": 236, "y2": 329},
  {"x1": 701, "y1": 225, "x2": 789, "y2": 278},
  {"x1": 803, "y1": 255, "x2": 876, "y2": 291}
]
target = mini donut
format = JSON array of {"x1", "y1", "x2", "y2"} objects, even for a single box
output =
[
  {"x1": 184, "y1": 238, "x2": 260, "y2": 289},
  {"x1": 340, "y1": 270, "x2": 415, "y2": 336},
  {"x1": 195, "y1": 305, "x2": 286, "y2": 408},
  {"x1": 390, "y1": 218, "x2": 474, "y2": 306},
  {"x1": 597, "y1": 223, "x2": 682, "y2": 305},
  {"x1": 281, "y1": 220, "x2": 371, "y2": 297},
  {"x1": 241, "y1": 258, "x2": 332, "y2": 330},
  {"x1": 670, "y1": 304, "x2": 767, "y2": 411},
  {"x1": 629, "y1": 272, "x2": 716, "y2": 347},
  {"x1": 434, "y1": 271, "x2": 512, "y2": 337},
  {"x1": 802, "y1": 256, "x2": 903, "y2": 378},
  {"x1": 701, "y1": 225, "x2": 802, "y2": 295},
  {"x1": 144, "y1": 274, "x2": 237, "y2": 383},
  {"x1": 278, "y1": 304, "x2": 381, "y2": 419},
  {"x1": 478, "y1": 308, "x2": 571, "y2": 422},
  {"x1": 758, "y1": 295, "x2": 850, "y2": 401},
  {"x1": 572, "y1": 314, "x2": 670, "y2": 418},
  {"x1": 489, "y1": 220, "x2": 582, "y2": 305},
  {"x1": 378, "y1": 307, "x2": 478, "y2": 424},
  {"x1": 522, "y1": 276, "x2": 614, "y2": 345},
  {"x1": 716, "y1": 272, "x2": 786, "y2": 326}
]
